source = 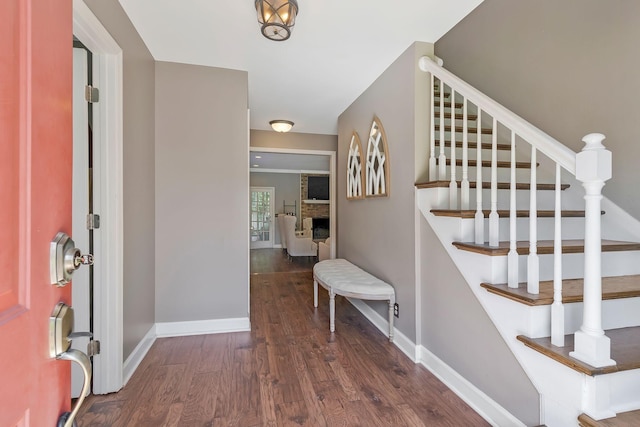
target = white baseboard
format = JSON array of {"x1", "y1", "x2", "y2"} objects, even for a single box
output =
[
  {"x1": 346, "y1": 298, "x2": 418, "y2": 362},
  {"x1": 273, "y1": 243, "x2": 283, "y2": 249},
  {"x1": 123, "y1": 324, "x2": 156, "y2": 386},
  {"x1": 155, "y1": 317, "x2": 251, "y2": 338},
  {"x1": 418, "y1": 346, "x2": 525, "y2": 427}
]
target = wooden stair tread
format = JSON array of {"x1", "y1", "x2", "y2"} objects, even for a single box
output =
[
  {"x1": 579, "y1": 410, "x2": 640, "y2": 426},
  {"x1": 436, "y1": 101, "x2": 464, "y2": 109},
  {"x1": 435, "y1": 124, "x2": 493, "y2": 135},
  {"x1": 415, "y1": 180, "x2": 570, "y2": 191},
  {"x1": 517, "y1": 326, "x2": 640, "y2": 376},
  {"x1": 445, "y1": 159, "x2": 535, "y2": 169},
  {"x1": 481, "y1": 275, "x2": 640, "y2": 306},
  {"x1": 431, "y1": 209, "x2": 588, "y2": 218},
  {"x1": 452, "y1": 239, "x2": 640, "y2": 256},
  {"x1": 438, "y1": 112, "x2": 478, "y2": 121},
  {"x1": 454, "y1": 141, "x2": 511, "y2": 151}
]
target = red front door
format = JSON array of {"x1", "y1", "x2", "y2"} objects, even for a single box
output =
[{"x1": 0, "y1": 0, "x2": 73, "y2": 425}]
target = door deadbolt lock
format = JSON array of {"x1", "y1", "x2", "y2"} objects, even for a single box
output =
[{"x1": 50, "y1": 232, "x2": 94, "y2": 287}]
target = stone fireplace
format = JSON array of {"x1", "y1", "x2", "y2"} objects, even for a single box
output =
[{"x1": 300, "y1": 173, "x2": 330, "y2": 240}]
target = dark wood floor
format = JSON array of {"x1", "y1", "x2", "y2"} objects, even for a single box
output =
[
  {"x1": 77, "y1": 249, "x2": 489, "y2": 426},
  {"x1": 251, "y1": 248, "x2": 317, "y2": 274}
]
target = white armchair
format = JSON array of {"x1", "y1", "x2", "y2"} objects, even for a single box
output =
[
  {"x1": 318, "y1": 237, "x2": 331, "y2": 261},
  {"x1": 282, "y1": 215, "x2": 317, "y2": 257},
  {"x1": 277, "y1": 214, "x2": 288, "y2": 249}
]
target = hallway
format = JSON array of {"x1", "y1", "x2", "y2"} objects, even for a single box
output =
[{"x1": 77, "y1": 250, "x2": 488, "y2": 426}]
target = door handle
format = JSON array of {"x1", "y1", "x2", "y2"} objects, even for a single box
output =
[
  {"x1": 50, "y1": 232, "x2": 94, "y2": 287},
  {"x1": 56, "y1": 350, "x2": 91, "y2": 427},
  {"x1": 49, "y1": 303, "x2": 93, "y2": 427}
]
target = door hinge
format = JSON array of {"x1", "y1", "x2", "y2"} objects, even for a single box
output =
[
  {"x1": 86, "y1": 213, "x2": 100, "y2": 230},
  {"x1": 87, "y1": 340, "x2": 101, "y2": 357},
  {"x1": 85, "y1": 85, "x2": 99, "y2": 103}
]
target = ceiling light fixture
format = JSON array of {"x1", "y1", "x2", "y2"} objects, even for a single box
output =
[
  {"x1": 270, "y1": 120, "x2": 294, "y2": 133},
  {"x1": 255, "y1": 0, "x2": 299, "y2": 41}
]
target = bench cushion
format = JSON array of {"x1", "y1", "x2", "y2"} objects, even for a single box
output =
[{"x1": 314, "y1": 259, "x2": 394, "y2": 298}]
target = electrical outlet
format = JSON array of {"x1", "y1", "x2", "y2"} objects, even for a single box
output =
[{"x1": 393, "y1": 303, "x2": 399, "y2": 318}]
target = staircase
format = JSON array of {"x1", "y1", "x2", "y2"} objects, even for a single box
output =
[{"x1": 416, "y1": 56, "x2": 640, "y2": 426}]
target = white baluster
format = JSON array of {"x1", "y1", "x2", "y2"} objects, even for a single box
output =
[
  {"x1": 551, "y1": 163, "x2": 564, "y2": 346},
  {"x1": 489, "y1": 117, "x2": 499, "y2": 247},
  {"x1": 508, "y1": 131, "x2": 518, "y2": 288},
  {"x1": 474, "y1": 109, "x2": 484, "y2": 244},
  {"x1": 461, "y1": 98, "x2": 470, "y2": 210},
  {"x1": 429, "y1": 73, "x2": 436, "y2": 181},
  {"x1": 438, "y1": 81, "x2": 446, "y2": 180},
  {"x1": 527, "y1": 146, "x2": 539, "y2": 294},
  {"x1": 449, "y1": 89, "x2": 458, "y2": 209},
  {"x1": 570, "y1": 133, "x2": 615, "y2": 367}
]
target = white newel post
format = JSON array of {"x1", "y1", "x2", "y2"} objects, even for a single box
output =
[{"x1": 570, "y1": 133, "x2": 615, "y2": 368}]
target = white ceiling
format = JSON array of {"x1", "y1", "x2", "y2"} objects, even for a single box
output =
[{"x1": 118, "y1": 0, "x2": 482, "y2": 135}]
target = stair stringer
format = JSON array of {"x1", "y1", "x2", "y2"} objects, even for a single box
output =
[{"x1": 417, "y1": 187, "x2": 640, "y2": 425}]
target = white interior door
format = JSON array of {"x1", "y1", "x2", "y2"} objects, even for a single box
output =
[{"x1": 250, "y1": 187, "x2": 275, "y2": 249}]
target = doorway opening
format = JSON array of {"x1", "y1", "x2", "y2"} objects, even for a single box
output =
[
  {"x1": 73, "y1": 1, "x2": 124, "y2": 394},
  {"x1": 71, "y1": 37, "x2": 97, "y2": 398},
  {"x1": 248, "y1": 147, "x2": 336, "y2": 274}
]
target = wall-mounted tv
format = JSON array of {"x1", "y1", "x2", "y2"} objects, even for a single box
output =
[{"x1": 307, "y1": 176, "x2": 329, "y2": 200}]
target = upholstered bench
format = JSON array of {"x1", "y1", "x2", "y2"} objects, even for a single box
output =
[{"x1": 313, "y1": 258, "x2": 396, "y2": 342}]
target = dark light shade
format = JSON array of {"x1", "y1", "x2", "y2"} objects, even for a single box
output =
[{"x1": 255, "y1": 0, "x2": 299, "y2": 41}]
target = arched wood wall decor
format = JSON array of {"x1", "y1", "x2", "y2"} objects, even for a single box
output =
[
  {"x1": 346, "y1": 132, "x2": 364, "y2": 199},
  {"x1": 365, "y1": 116, "x2": 390, "y2": 197}
]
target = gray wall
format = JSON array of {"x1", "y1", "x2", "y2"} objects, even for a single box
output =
[
  {"x1": 155, "y1": 62, "x2": 249, "y2": 322},
  {"x1": 84, "y1": 0, "x2": 156, "y2": 360},
  {"x1": 338, "y1": 43, "x2": 430, "y2": 340},
  {"x1": 435, "y1": 0, "x2": 640, "y2": 220},
  {"x1": 250, "y1": 172, "x2": 301, "y2": 246},
  {"x1": 250, "y1": 130, "x2": 337, "y2": 152}
]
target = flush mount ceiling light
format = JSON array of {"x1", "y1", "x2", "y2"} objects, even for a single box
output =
[
  {"x1": 270, "y1": 120, "x2": 294, "y2": 132},
  {"x1": 255, "y1": 0, "x2": 299, "y2": 41}
]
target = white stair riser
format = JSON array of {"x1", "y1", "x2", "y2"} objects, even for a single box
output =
[
  {"x1": 443, "y1": 166, "x2": 536, "y2": 183},
  {"x1": 520, "y1": 298, "x2": 640, "y2": 338},
  {"x1": 454, "y1": 216, "x2": 584, "y2": 242},
  {"x1": 471, "y1": 216, "x2": 586, "y2": 242},
  {"x1": 435, "y1": 188, "x2": 563, "y2": 211},
  {"x1": 610, "y1": 370, "x2": 640, "y2": 415},
  {"x1": 489, "y1": 250, "x2": 640, "y2": 284},
  {"x1": 568, "y1": 297, "x2": 640, "y2": 333}
]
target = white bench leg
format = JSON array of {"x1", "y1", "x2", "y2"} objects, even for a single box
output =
[
  {"x1": 388, "y1": 298, "x2": 395, "y2": 342},
  {"x1": 313, "y1": 279, "x2": 318, "y2": 308},
  {"x1": 329, "y1": 290, "x2": 336, "y2": 333}
]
